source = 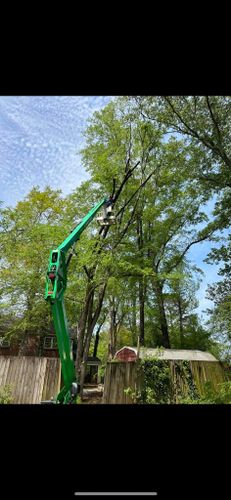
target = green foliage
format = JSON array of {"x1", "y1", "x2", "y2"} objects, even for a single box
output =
[
  {"x1": 98, "y1": 364, "x2": 106, "y2": 380},
  {"x1": 170, "y1": 315, "x2": 214, "y2": 351},
  {"x1": 205, "y1": 234, "x2": 231, "y2": 356},
  {"x1": 137, "y1": 359, "x2": 231, "y2": 405},
  {"x1": 80, "y1": 97, "x2": 218, "y2": 350},
  {"x1": 0, "y1": 385, "x2": 13, "y2": 404},
  {"x1": 123, "y1": 386, "x2": 138, "y2": 402},
  {"x1": 0, "y1": 187, "x2": 68, "y2": 340},
  {"x1": 139, "y1": 359, "x2": 172, "y2": 404},
  {"x1": 179, "y1": 381, "x2": 231, "y2": 404},
  {"x1": 138, "y1": 359, "x2": 202, "y2": 404},
  {"x1": 116, "y1": 326, "x2": 134, "y2": 350},
  {"x1": 93, "y1": 330, "x2": 109, "y2": 364},
  {"x1": 203, "y1": 381, "x2": 231, "y2": 404},
  {"x1": 172, "y1": 360, "x2": 200, "y2": 402}
]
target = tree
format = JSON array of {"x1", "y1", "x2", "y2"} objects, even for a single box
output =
[
  {"x1": 164, "y1": 261, "x2": 203, "y2": 348},
  {"x1": 80, "y1": 98, "x2": 215, "y2": 354},
  {"x1": 133, "y1": 96, "x2": 231, "y2": 248},
  {"x1": 205, "y1": 235, "x2": 231, "y2": 359},
  {"x1": 75, "y1": 99, "x2": 165, "y2": 394},
  {"x1": 0, "y1": 187, "x2": 68, "y2": 349},
  {"x1": 134, "y1": 96, "x2": 231, "y2": 187}
]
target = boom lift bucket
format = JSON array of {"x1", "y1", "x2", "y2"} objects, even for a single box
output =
[{"x1": 96, "y1": 205, "x2": 116, "y2": 226}]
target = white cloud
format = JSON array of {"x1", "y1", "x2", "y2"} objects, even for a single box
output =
[{"x1": 0, "y1": 95, "x2": 113, "y2": 206}]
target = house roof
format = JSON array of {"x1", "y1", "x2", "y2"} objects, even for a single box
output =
[
  {"x1": 87, "y1": 356, "x2": 101, "y2": 365},
  {"x1": 115, "y1": 346, "x2": 218, "y2": 362}
]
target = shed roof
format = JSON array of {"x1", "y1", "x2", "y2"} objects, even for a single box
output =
[
  {"x1": 87, "y1": 356, "x2": 101, "y2": 365},
  {"x1": 115, "y1": 346, "x2": 218, "y2": 362}
]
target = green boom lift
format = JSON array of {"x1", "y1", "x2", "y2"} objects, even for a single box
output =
[{"x1": 44, "y1": 196, "x2": 114, "y2": 404}]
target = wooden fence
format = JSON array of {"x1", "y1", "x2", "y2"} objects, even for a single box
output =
[
  {"x1": 103, "y1": 361, "x2": 139, "y2": 404},
  {"x1": 103, "y1": 359, "x2": 226, "y2": 404},
  {"x1": 0, "y1": 356, "x2": 61, "y2": 404}
]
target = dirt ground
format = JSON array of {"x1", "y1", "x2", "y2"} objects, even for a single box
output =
[
  {"x1": 82, "y1": 396, "x2": 102, "y2": 404},
  {"x1": 81, "y1": 384, "x2": 103, "y2": 404}
]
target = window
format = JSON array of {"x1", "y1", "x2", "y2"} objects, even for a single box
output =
[
  {"x1": 43, "y1": 336, "x2": 57, "y2": 349},
  {"x1": 0, "y1": 337, "x2": 10, "y2": 348}
]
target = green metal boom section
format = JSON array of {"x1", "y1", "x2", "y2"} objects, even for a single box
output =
[{"x1": 45, "y1": 197, "x2": 107, "y2": 404}]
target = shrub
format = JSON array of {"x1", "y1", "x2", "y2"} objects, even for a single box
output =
[
  {"x1": 139, "y1": 359, "x2": 172, "y2": 404},
  {"x1": 0, "y1": 385, "x2": 13, "y2": 404}
]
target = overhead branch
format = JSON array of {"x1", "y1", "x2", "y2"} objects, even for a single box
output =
[
  {"x1": 165, "y1": 230, "x2": 215, "y2": 276},
  {"x1": 155, "y1": 215, "x2": 192, "y2": 271},
  {"x1": 205, "y1": 96, "x2": 222, "y2": 144},
  {"x1": 96, "y1": 161, "x2": 141, "y2": 242},
  {"x1": 111, "y1": 178, "x2": 116, "y2": 198},
  {"x1": 91, "y1": 283, "x2": 107, "y2": 327},
  {"x1": 113, "y1": 191, "x2": 142, "y2": 248},
  {"x1": 116, "y1": 166, "x2": 159, "y2": 219},
  {"x1": 83, "y1": 265, "x2": 92, "y2": 279},
  {"x1": 164, "y1": 97, "x2": 231, "y2": 169},
  {"x1": 205, "y1": 96, "x2": 231, "y2": 168},
  {"x1": 125, "y1": 122, "x2": 132, "y2": 172},
  {"x1": 113, "y1": 160, "x2": 140, "y2": 204}
]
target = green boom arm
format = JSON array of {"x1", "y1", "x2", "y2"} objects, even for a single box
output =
[{"x1": 45, "y1": 197, "x2": 107, "y2": 404}]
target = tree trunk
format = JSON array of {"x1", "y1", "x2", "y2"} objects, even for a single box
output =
[
  {"x1": 139, "y1": 278, "x2": 145, "y2": 346},
  {"x1": 18, "y1": 330, "x2": 28, "y2": 356},
  {"x1": 92, "y1": 316, "x2": 105, "y2": 357},
  {"x1": 178, "y1": 297, "x2": 184, "y2": 347},
  {"x1": 18, "y1": 296, "x2": 33, "y2": 355},
  {"x1": 108, "y1": 298, "x2": 117, "y2": 359},
  {"x1": 131, "y1": 294, "x2": 137, "y2": 345},
  {"x1": 152, "y1": 279, "x2": 170, "y2": 348},
  {"x1": 79, "y1": 283, "x2": 107, "y2": 399},
  {"x1": 93, "y1": 325, "x2": 101, "y2": 358},
  {"x1": 75, "y1": 283, "x2": 94, "y2": 378},
  {"x1": 137, "y1": 217, "x2": 145, "y2": 345}
]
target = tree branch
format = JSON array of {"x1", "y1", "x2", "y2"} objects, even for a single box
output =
[
  {"x1": 116, "y1": 166, "x2": 158, "y2": 219},
  {"x1": 205, "y1": 96, "x2": 222, "y2": 144},
  {"x1": 165, "y1": 231, "x2": 214, "y2": 275}
]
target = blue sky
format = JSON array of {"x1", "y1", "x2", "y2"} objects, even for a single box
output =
[
  {"x1": 0, "y1": 96, "x2": 223, "y2": 320},
  {"x1": 0, "y1": 96, "x2": 112, "y2": 206}
]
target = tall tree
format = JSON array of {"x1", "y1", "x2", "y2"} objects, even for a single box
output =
[
  {"x1": 80, "y1": 98, "x2": 216, "y2": 353},
  {"x1": 0, "y1": 187, "x2": 67, "y2": 348},
  {"x1": 206, "y1": 235, "x2": 231, "y2": 357}
]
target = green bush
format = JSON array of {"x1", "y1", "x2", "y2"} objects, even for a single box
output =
[
  {"x1": 172, "y1": 360, "x2": 200, "y2": 402},
  {"x1": 98, "y1": 364, "x2": 106, "y2": 381},
  {"x1": 139, "y1": 360, "x2": 172, "y2": 404},
  {"x1": 0, "y1": 385, "x2": 13, "y2": 404},
  {"x1": 138, "y1": 359, "x2": 198, "y2": 404},
  {"x1": 125, "y1": 358, "x2": 230, "y2": 405},
  {"x1": 180, "y1": 381, "x2": 231, "y2": 404}
]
